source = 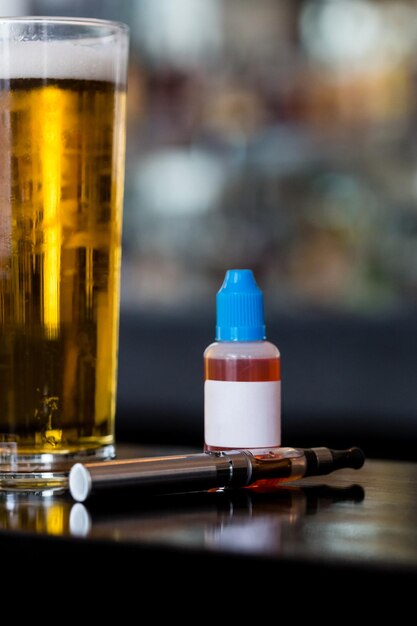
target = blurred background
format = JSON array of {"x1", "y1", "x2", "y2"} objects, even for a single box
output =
[{"x1": 2, "y1": 0, "x2": 417, "y2": 459}]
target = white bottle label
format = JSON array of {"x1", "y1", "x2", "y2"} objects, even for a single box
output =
[{"x1": 204, "y1": 380, "x2": 281, "y2": 448}]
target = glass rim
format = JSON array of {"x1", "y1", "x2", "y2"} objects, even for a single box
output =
[{"x1": 0, "y1": 15, "x2": 129, "y2": 35}]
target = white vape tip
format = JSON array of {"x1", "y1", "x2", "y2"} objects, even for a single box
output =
[{"x1": 69, "y1": 463, "x2": 92, "y2": 502}]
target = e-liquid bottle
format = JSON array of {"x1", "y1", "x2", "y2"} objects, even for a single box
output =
[{"x1": 204, "y1": 269, "x2": 281, "y2": 454}]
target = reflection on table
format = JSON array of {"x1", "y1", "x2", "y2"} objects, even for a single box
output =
[
  {"x1": 0, "y1": 479, "x2": 365, "y2": 557},
  {"x1": 1, "y1": 457, "x2": 417, "y2": 576}
]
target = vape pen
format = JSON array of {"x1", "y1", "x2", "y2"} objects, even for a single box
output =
[{"x1": 69, "y1": 446, "x2": 365, "y2": 502}]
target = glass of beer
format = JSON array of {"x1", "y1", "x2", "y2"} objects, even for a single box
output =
[{"x1": 0, "y1": 17, "x2": 129, "y2": 490}]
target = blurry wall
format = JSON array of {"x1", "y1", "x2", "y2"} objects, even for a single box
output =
[{"x1": 5, "y1": 0, "x2": 417, "y2": 458}]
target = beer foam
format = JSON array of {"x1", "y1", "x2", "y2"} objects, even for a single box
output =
[{"x1": 0, "y1": 40, "x2": 125, "y2": 81}]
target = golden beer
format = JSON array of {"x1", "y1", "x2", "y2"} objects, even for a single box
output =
[
  {"x1": 0, "y1": 79, "x2": 125, "y2": 454},
  {"x1": 0, "y1": 76, "x2": 126, "y2": 459}
]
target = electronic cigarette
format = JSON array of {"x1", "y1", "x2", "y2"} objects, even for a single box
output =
[{"x1": 69, "y1": 446, "x2": 365, "y2": 502}]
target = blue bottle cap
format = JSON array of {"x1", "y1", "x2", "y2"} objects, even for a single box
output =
[{"x1": 215, "y1": 269, "x2": 266, "y2": 341}]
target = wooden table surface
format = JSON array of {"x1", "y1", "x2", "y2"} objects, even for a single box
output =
[{"x1": 1, "y1": 445, "x2": 416, "y2": 581}]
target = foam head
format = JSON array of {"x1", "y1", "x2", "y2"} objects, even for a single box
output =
[{"x1": 0, "y1": 19, "x2": 128, "y2": 82}]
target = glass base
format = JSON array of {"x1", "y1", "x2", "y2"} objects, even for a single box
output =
[{"x1": 0, "y1": 444, "x2": 115, "y2": 494}]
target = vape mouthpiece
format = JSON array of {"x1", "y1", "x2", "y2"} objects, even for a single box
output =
[{"x1": 303, "y1": 447, "x2": 365, "y2": 477}]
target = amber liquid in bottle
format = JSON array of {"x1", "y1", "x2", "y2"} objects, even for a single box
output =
[
  {"x1": 205, "y1": 357, "x2": 281, "y2": 382},
  {"x1": 204, "y1": 347, "x2": 292, "y2": 490},
  {"x1": 204, "y1": 341, "x2": 281, "y2": 454}
]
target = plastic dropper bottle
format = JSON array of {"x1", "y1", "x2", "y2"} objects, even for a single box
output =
[{"x1": 204, "y1": 269, "x2": 281, "y2": 454}]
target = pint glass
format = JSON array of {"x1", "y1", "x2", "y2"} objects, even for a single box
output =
[{"x1": 0, "y1": 17, "x2": 129, "y2": 489}]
